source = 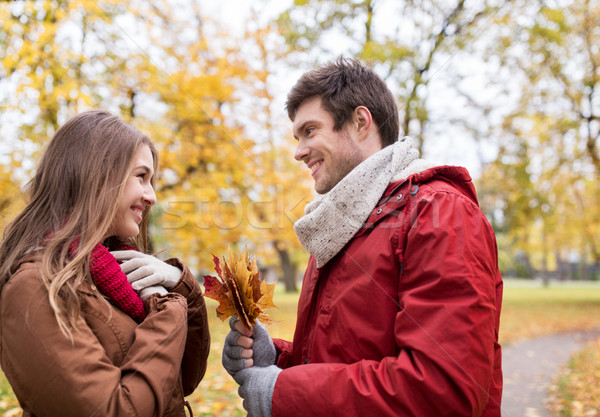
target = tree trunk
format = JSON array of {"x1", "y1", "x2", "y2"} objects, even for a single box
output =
[
  {"x1": 541, "y1": 227, "x2": 549, "y2": 287},
  {"x1": 578, "y1": 251, "x2": 588, "y2": 281},
  {"x1": 555, "y1": 251, "x2": 569, "y2": 281},
  {"x1": 274, "y1": 241, "x2": 298, "y2": 293}
]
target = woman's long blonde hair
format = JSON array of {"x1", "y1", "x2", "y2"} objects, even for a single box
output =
[{"x1": 0, "y1": 110, "x2": 158, "y2": 334}]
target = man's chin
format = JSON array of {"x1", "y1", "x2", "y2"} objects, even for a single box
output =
[
  {"x1": 315, "y1": 176, "x2": 342, "y2": 194},
  {"x1": 315, "y1": 185, "x2": 332, "y2": 194}
]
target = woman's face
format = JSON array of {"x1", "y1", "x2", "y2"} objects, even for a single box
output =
[{"x1": 110, "y1": 145, "x2": 156, "y2": 238}]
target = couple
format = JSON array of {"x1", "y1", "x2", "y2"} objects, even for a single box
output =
[{"x1": 0, "y1": 57, "x2": 502, "y2": 416}]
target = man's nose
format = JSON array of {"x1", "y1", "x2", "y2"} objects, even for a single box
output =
[{"x1": 294, "y1": 141, "x2": 309, "y2": 161}]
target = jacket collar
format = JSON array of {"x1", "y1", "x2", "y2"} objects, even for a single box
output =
[{"x1": 357, "y1": 165, "x2": 477, "y2": 237}]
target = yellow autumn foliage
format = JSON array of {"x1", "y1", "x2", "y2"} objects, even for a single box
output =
[
  {"x1": 548, "y1": 337, "x2": 600, "y2": 417},
  {"x1": 204, "y1": 247, "x2": 277, "y2": 330}
]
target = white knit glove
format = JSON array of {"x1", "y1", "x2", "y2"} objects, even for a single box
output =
[
  {"x1": 111, "y1": 250, "x2": 181, "y2": 291},
  {"x1": 235, "y1": 365, "x2": 282, "y2": 417},
  {"x1": 138, "y1": 285, "x2": 168, "y2": 301}
]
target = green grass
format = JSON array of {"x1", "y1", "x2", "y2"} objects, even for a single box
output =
[
  {"x1": 554, "y1": 371, "x2": 576, "y2": 417},
  {"x1": 1, "y1": 280, "x2": 600, "y2": 415},
  {"x1": 188, "y1": 287, "x2": 300, "y2": 416},
  {"x1": 547, "y1": 337, "x2": 600, "y2": 417},
  {"x1": 500, "y1": 279, "x2": 600, "y2": 345},
  {"x1": 0, "y1": 376, "x2": 21, "y2": 416}
]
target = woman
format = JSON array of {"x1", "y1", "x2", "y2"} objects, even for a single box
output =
[{"x1": 0, "y1": 110, "x2": 210, "y2": 416}]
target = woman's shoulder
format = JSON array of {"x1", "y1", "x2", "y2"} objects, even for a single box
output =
[
  {"x1": 1, "y1": 260, "x2": 49, "y2": 328},
  {"x1": 3, "y1": 258, "x2": 44, "y2": 296}
]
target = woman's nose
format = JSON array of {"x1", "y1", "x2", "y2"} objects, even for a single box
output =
[{"x1": 143, "y1": 185, "x2": 157, "y2": 206}]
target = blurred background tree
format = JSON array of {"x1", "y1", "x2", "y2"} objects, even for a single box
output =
[
  {"x1": 276, "y1": 0, "x2": 505, "y2": 155},
  {"x1": 0, "y1": 0, "x2": 130, "y2": 225},
  {"x1": 1, "y1": 0, "x2": 598, "y2": 287},
  {"x1": 0, "y1": 0, "x2": 313, "y2": 289},
  {"x1": 477, "y1": 0, "x2": 600, "y2": 282}
]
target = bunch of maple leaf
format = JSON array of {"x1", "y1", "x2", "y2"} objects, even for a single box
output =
[{"x1": 203, "y1": 247, "x2": 277, "y2": 331}]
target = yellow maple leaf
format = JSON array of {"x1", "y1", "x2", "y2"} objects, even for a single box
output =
[{"x1": 203, "y1": 246, "x2": 277, "y2": 330}]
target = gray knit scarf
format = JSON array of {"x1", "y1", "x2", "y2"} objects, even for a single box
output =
[{"x1": 294, "y1": 137, "x2": 433, "y2": 268}]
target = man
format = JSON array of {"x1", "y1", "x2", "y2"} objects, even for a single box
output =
[{"x1": 222, "y1": 57, "x2": 503, "y2": 417}]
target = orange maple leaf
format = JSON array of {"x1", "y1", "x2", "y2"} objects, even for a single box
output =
[{"x1": 203, "y1": 246, "x2": 277, "y2": 330}]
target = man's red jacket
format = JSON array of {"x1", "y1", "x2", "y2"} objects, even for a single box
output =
[{"x1": 272, "y1": 166, "x2": 503, "y2": 416}]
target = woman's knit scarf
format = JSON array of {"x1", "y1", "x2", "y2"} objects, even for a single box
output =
[
  {"x1": 69, "y1": 241, "x2": 146, "y2": 322},
  {"x1": 294, "y1": 137, "x2": 433, "y2": 268}
]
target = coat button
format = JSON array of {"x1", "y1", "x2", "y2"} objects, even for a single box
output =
[
  {"x1": 410, "y1": 185, "x2": 419, "y2": 195},
  {"x1": 396, "y1": 193, "x2": 403, "y2": 200},
  {"x1": 376, "y1": 208, "x2": 383, "y2": 214}
]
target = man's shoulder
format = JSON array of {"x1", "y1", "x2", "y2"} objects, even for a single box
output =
[
  {"x1": 410, "y1": 165, "x2": 472, "y2": 183},
  {"x1": 402, "y1": 165, "x2": 479, "y2": 206}
]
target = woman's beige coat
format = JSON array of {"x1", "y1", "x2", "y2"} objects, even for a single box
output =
[{"x1": 0, "y1": 257, "x2": 210, "y2": 416}]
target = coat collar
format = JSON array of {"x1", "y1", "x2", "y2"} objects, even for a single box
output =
[{"x1": 357, "y1": 165, "x2": 477, "y2": 237}]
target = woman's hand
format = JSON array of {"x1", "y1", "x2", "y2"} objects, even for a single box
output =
[{"x1": 111, "y1": 250, "x2": 181, "y2": 291}]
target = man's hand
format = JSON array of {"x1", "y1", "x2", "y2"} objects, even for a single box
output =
[
  {"x1": 251, "y1": 320, "x2": 277, "y2": 367},
  {"x1": 235, "y1": 365, "x2": 282, "y2": 417},
  {"x1": 222, "y1": 317, "x2": 278, "y2": 377},
  {"x1": 222, "y1": 317, "x2": 255, "y2": 377}
]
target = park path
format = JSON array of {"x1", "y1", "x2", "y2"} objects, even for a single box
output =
[{"x1": 501, "y1": 329, "x2": 600, "y2": 417}]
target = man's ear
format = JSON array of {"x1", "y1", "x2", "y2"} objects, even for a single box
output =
[{"x1": 352, "y1": 106, "x2": 373, "y2": 141}]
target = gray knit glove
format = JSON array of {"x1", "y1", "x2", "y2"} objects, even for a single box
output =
[
  {"x1": 234, "y1": 365, "x2": 282, "y2": 417},
  {"x1": 222, "y1": 318, "x2": 278, "y2": 378},
  {"x1": 252, "y1": 320, "x2": 277, "y2": 367},
  {"x1": 222, "y1": 317, "x2": 248, "y2": 377}
]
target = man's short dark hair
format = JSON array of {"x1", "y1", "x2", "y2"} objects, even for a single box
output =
[{"x1": 285, "y1": 57, "x2": 400, "y2": 147}]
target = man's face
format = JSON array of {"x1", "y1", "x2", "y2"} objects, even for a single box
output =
[{"x1": 292, "y1": 96, "x2": 365, "y2": 194}]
